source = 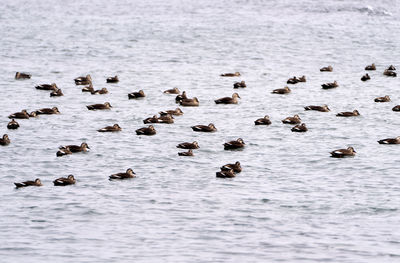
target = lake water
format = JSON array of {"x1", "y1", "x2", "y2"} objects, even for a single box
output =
[{"x1": 1, "y1": 0, "x2": 400, "y2": 262}]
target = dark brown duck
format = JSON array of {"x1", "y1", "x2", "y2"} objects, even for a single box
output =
[
  {"x1": 109, "y1": 168, "x2": 136, "y2": 180},
  {"x1": 0, "y1": 134, "x2": 10, "y2": 146},
  {"x1": 53, "y1": 175, "x2": 76, "y2": 186},
  {"x1": 223, "y1": 138, "x2": 245, "y2": 150},
  {"x1": 304, "y1": 105, "x2": 330, "y2": 112},
  {"x1": 128, "y1": 90, "x2": 145, "y2": 99},
  {"x1": 97, "y1": 124, "x2": 122, "y2": 132},
  {"x1": 191, "y1": 123, "x2": 217, "y2": 132},
  {"x1": 136, "y1": 125, "x2": 156, "y2": 135},
  {"x1": 330, "y1": 147, "x2": 356, "y2": 158},
  {"x1": 14, "y1": 179, "x2": 42, "y2": 188},
  {"x1": 87, "y1": 102, "x2": 112, "y2": 110},
  {"x1": 7, "y1": 119, "x2": 19, "y2": 129},
  {"x1": 176, "y1": 141, "x2": 199, "y2": 149}
]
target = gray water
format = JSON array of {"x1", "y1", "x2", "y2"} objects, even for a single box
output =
[{"x1": 1, "y1": 0, "x2": 400, "y2": 262}]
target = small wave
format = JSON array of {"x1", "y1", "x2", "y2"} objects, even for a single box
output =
[{"x1": 307, "y1": 4, "x2": 392, "y2": 16}]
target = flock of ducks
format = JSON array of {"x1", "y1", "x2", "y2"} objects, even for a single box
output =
[{"x1": 4, "y1": 64, "x2": 399, "y2": 187}]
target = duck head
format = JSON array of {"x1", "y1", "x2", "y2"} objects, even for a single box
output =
[
  {"x1": 232, "y1": 93, "x2": 240, "y2": 99},
  {"x1": 81, "y1": 142, "x2": 90, "y2": 149},
  {"x1": 35, "y1": 179, "x2": 42, "y2": 186},
  {"x1": 126, "y1": 168, "x2": 136, "y2": 175},
  {"x1": 347, "y1": 147, "x2": 356, "y2": 153},
  {"x1": 105, "y1": 102, "x2": 112, "y2": 107}
]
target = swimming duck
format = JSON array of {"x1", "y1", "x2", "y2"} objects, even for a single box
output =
[
  {"x1": 224, "y1": 138, "x2": 245, "y2": 150},
  {"x1": 86, "y1": 102, "x2": 112, "y2": 110},
  {"x1": 320, "y1": 66, "x2": 333, "y2": 72},
  {"x1": 175, "y1": 91, "x2": 187, "y2": 103},
  {"x1": 8, "y1": 110, "x2": 30, "y2": 119},
  {"x1": 50, "y1": 88, "x2": 64, "y2": 97},
  {"x1": 387, "y1": 65, "x2": 396, "y2": 71},
  {"x1": 143, "y1": 115, "x2": 159, "y2": 124},
  {"x1": 180, "y1": 97, "x2": 199, "y2": 107},
  {"x1": 15, "y1": 72, "x2": 31, "y2": 79},
  {"x1": 216, "y1": 169, "x2": 236, "y2": 178},
  {"x1": 35, "y1": 107, "x2": 60, "y2": 115},
  {"x1": 336, "y1": 110, "x2": 360, "y2": 117},
  {"x1": 74, "y1": 74, "x2": 92, "y2": 85},
  {"x1": 53, "y1": 175, "x2": 76, "y2": 186},
  {"x1": 282, "y1": 114, "x2": 301, "y2": 124},
  {"x1": 233, "y1": 81, "x2": 246, "y2": 88},
  {"x1": 392, "y1": 105, "x2": 400, "y2": 111},
  {"x1": 106, "y1": 76, "x2": 119, "y2": 83},
  {"x1": 383, "y1": 69, "x2": 397, "y2": 77},
  {"x1": 361, "y1": 74, "x2": 370, "y2": 81},
  {"x1": 272, "y1": 86, "x2": 291, "y2": 94},
  {"x1": 91, "y1": 88, "x2": 108, "y2": 95},
  {"x1": 287, "y1": 75, "x2": 306, "y2": 84},
  {"x1": 254, "y1": 115, "x2": 271, "y2": 125},
  {"x1": 215, "y1": 93, "x2": 240, "y2": 104},
  {"x1": 0, "y1": 134, "x2": 10, "y2": 146},
  {"x1": 14, "y1": 178, "x2": 42, "y2": 188},
  {"x1": 220, "y1": 161, "x2": 242, "y2": 173},
  {"x1": 220, "y1": 72, "x2": 241, "y2": 77},
  {"x1": 158, "y1": 114, "x2": 174, "y2": 124},
  {"x1": 191, "y1": 123, "x2": 217, "y2": 132},
  {"x1": 82, "y1": 83, "x2": 94, "y2": 92},
  {"x1": 128, "y1": 90, "x2": 145, "y2": 99},
  {"x1": 365, "y1": 63, "x2": 376, "y2": 70},
  {"x1": 377, "y1": 136, "x2": 400, "y2": 144},
  {"x1": 136, "y1": 125, "x2": 156, "y2": 135},
  {"x1": 330, "y1": 147, "x2": 356, "y2": 158},
  {"x1": 29, "y1": 111, "x2": 38, "y2": 118},
  {"x1": 35, "y1": 83, "x2": 58, "y2": 91},
  {"x1": 321, "y1": 81, "x2": 338, "y2": 89},
  {"x1": 374, "y1": 95, "x2": 391, "y2": 102},
  {"x1": 178, "y1": 149, "x2": 194, "y2": 156},
  {"x1": 7, "y1": 119, "x2": 19, "y2": 129},
  {"x1": 291, "y1": 123, "x2": 308, "y2": 132},
  {"x1": 56, "y1": 147, "x2": 72, "y2": 157},
  {"x1": 176, "y1": 141, "x2": 199, "y2": 149},
  {"x1": 97, "y1": 124, "x2": 122, "y2": 132},
  {"x1": 159, "y1": 108, "x2": 183, "y2": 116},
  {"x1": 163, "y1": 87, "x2": 180, "y2": 94},
  {"x1": 59, "y1": 143, "x2": 90, "y2": 153},
  {"x1": 109, "y1": 168, "x2": 136, "y2": 180},
  {"x1": 304, "y1": 105, "x2": 330, "y2": 112}
]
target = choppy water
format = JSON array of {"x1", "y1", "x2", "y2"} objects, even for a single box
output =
[{"x1": 1, "y1": 0, "x2": 400, "y2": 262}]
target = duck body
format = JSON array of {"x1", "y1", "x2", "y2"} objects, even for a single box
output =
[
  {"x1": 15, "y1": 72, "x2": 31, "y2": 79},
  {"x1": 136, "y1": 125, "x2": 156, "y2": 135},
  {"x1": 180, "y1": 97, "x2": 199, "y2": 106},
  {"x1": 159, "y1": 108, "x2": 183, "y2": 116},
  {"x1": 224, "y1": 138, "x2": 245, "y2": 150},
  {"x1": 287, "y1": 75, "x2": 306, "y2": 84},
  {"x1": 106, "y1": 76, "x2": 119, "y2": 83},
  {"x1": 383, "y1": 70, "x2": 397, "y2": 77},
  {"x1": 282, "y1": 115, "x2": 301, "y2": 124},
  {"x1": 35, "y1": 83, "x2": 57, "y2": 91},
  {"x1": 378, "y1": 137, "x2": 400, "y2": 144},
  {"x1": 272, "y1": 86, "x2": 291, "y2": 94},
  {"x1": 177, "y1": 141, "x2": 199, "y2": 149},
  {"x1": 158, "y1": 115, "x2": 174, "y2": 124},
  {"x1": 365, "y1": 63, "x2": 376, "y2": 70},
  {"x1": 220, "y1": 72, "x2": 240, "y2": 77},
  {"x1": 254, "y1": 116, "x2": 271, "y2": 125},
  {"x1": 59, "y1": 143, "x2": 90, "y2": 153},
  {"x1": 330, "y1": 147, "x2": 356, "y2": 158},
  {"x1": 7, "y1": 119, "x2": 20, "y2": 129},
  {"x1": 304, "y1": 105, "x2": 330, "y2": 112},
  {"x1": 56, "y1": 147, "x2": 72, "y2": 157},
  {"x1": 109, "y1": 168, "x2": 136, "y2": 180},
  {"x1": 87, "y1": 102, "x2": 112, "y2": 110},
  {"x1": 50, "y1": 88, "x2": 64, "y2": 97},
  {"x1": 53, "y1": 175, "x2": 76, "y2": 186},
  {"x1": 387, "y1": 65, "x2": 396, "y2": 70},
  {"x1": 392, "y1": 105, "x2": 400, "y2": 111},
  {"x1": 191, "y1": 123, "x2": 217, "y2": 132},
  {"x1": 175, "y1": 91, "x2": 187, "y2": 103},
  {"x1": 220, "y1": 161, "x2": 242, "y2": 173},
  {"x1": 361, "y1": 74, "x2": 370, "y2": 81},
  {"x1": 321, "y1": 81, "x2": 338, "y2": 89},
  {"x1": 35, "y1": 107, "x2": 60, "y2": 115},
  {"x1": 14, "y1": 179, "x2": 42, "y2": 188},
  {"x1": 320, "y1": 66, "x2": 333, "y2": 72},
  {"x1": 336, "y1": 110, "x2": 360, "y2": 117},
  {"x1": 215, "y1": 93, "x2": 240, "y2": 104},
  {"x1": 128, "y1": 90, "x2": 145, "y2": 99},
  {"x1": 216, "y1": 169, "x2": 236, "y2": 178},
  {"x1": 91, "y1": 88, "x2": 108, "y2": 95},
  {"x1": 97, "y1": 124, "x2": 121, "y2": 132},
  {"x1": 163, "y1": 87, "x2": 180, "y2": 94},
  {"x1": 374, "y1": 96, "x2": 391, "y2": 102},
  {"x1": 0, "y1": 134, "x2": 10, "y2": 146},
  {"x1": 75, "y1": 75, "x2": 92, "y2": 85},
  {"x1": 8, "y1": 110, "x2": 29, "y2": 119},
  {"x1": 178, "y1": 149, "x2": 194, "y2": 156},
  {"x1": 143, "y1": 115, "x2": 159, "y2": 124},
  {"x1": 233, "y1": 81, "x2": 246, "y2": 88},
  {"x1": 291, "y1": 123, "x2": 308, "y2": 132}
]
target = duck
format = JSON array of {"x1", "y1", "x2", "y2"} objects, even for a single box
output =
[
  {"x1": 0, "y1": 134, "x2": 10, "y2": 146},
  {"x1": 361, "y1": 74, "x2": 370, "y2": 81},
  {"x1": 176, "y1": 141, "x2": 199, "y2": 149},
  {"x1": 178, "y1": 149, "x2": 194, "y2": 156},
  {"x1": 272, "y1": 86, "x2": 291, "y2": 94},
  {"x1": 383, "y1": 69, "x2": 397, "y2": 77},
  {"x1": 291, "y1": 123, "x2": 308, "y2": 132},
  {"x1": 143, "y1": 115, "x2": 159, "y2": 124},
  {"x1": 74, "y1": 74, "x2": 92, "y2": 85},
  {"x1": 287, "y1": 75, "x2": 306, "y2": 84},
  {"x1": 321, "y1": 81, "x2": 338, "y2": 89},
  {"x1": 91, "y1": 88, "x2": 108, "y2": 95},
  {"x1": 56, "y1": 147, "x2": 72, "y2": 157},
  {"x1": 180, "y1": 97, "x2": 199, "y2": 106},
  {"x1": 35, "y1": 83, "x2": 58, "y2": 91},
  {"x1": 191, "y1": 123, "x2": 217, "y2": 132},
  {"x1": 106, "y1": 76, "x2": 119, "y2": 83},
  {"x1": 254, "y1": 115, "x2": 271, "y2": 125},
  {"x1": 330, "y1": 147, "x2": 356, "y2": 158},
  {"x1": 377, "y1": 136, "x2": 400, "y2": 144},
  {"x1": 35, "y1": 107, "x2": 60, "y2": 115},
  {"x1": 216, "y1": 169, "x2": 236, "y2": 178},
  {"x1": 282, "y1": 114, "x2": 301, "y2": 124},
  {"x1": 86, "y1": 102, "x2": 112, "y2": 110},
  {"x1": 14, "y1": 179, "x2": 42, "y2": 188},
  {"x1": 392, "y1": 105, "x2": 400, "y2": 111},
  {"x1": 336, "y1": 110, "x2": 360, "y2": 117},
  {"x1": 387, "y1": 65, "x2": 396, "y2": 71},
  {"x1": 163, "y1": 87, "x2": 180, "y2": 94},
  {"x1": 220, "y1": 161, "x2": 242, "y2": 173},
  {"x1": 233, "y1": 81, "x2": 246, "y2": 88},
  {"x1": 7, "y1": 119, "x2": 19, "y2": 129},
  {"x1": 109, "y1": 168, "x2": 136, "y2": 180},
  {"x1": 59, "y1": 142, "x2": 90, "y2": 153},
  {"x1": 215, "y1": 93, "x2": 240, "y2": 104},
  {"x1": 220, "y1": 72, "x2": 241, "y2": 77},
  {"x1": 8, "y1": 110, "x2": 30, "y2": 119},
  {"x1": 97, "y1": 124, "x2": 121, "y2": 132},
  {"x1": 374, "y1": 95, "x2": 391, "y2": 102},
  {"x1": 297, "y1": 76, "x2": 306, "y2": 82},
  {"x1": 223, "y1": 138, "x2": 245, "y2": 150},
  {"x1": 128, "y1": 90, "x2": 145, "y2": 99},
  {"x1": 29, "y1": 111, "x2": 37, "y2": 118},
  {"x1": 304, "y1": 105, "x2": 330, "y2": 112},
  {"x1": 159, "y1": 108, "x2": 183, "y2": 116},
  {"x1": 53, "y1": 175, "x2": 76, "y2": 186},
  {"x1": 365, "y1": 63, "x2": 376, "y2": 70},
  {"x1": 136, "y1": 125, "x2": 156, "y2": 135},
  {"x1": 50, "y1": 88, "x2": 64, "y2": 97},
  {"x1": 15, "y1": 72, "x2": 31, "y2": 79},
  {"x1": 158, "y1": 114, "x2": 174, "y2": 124},
  {"x1": 82, "y1": 83, "x2": 94, "y2": 92},
  {"x1": 320, "y1": 65, "x2": 333, "y2": 72},
  {"x1": 175, "y1": 91, "x2": 187, "y2": 103}
]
